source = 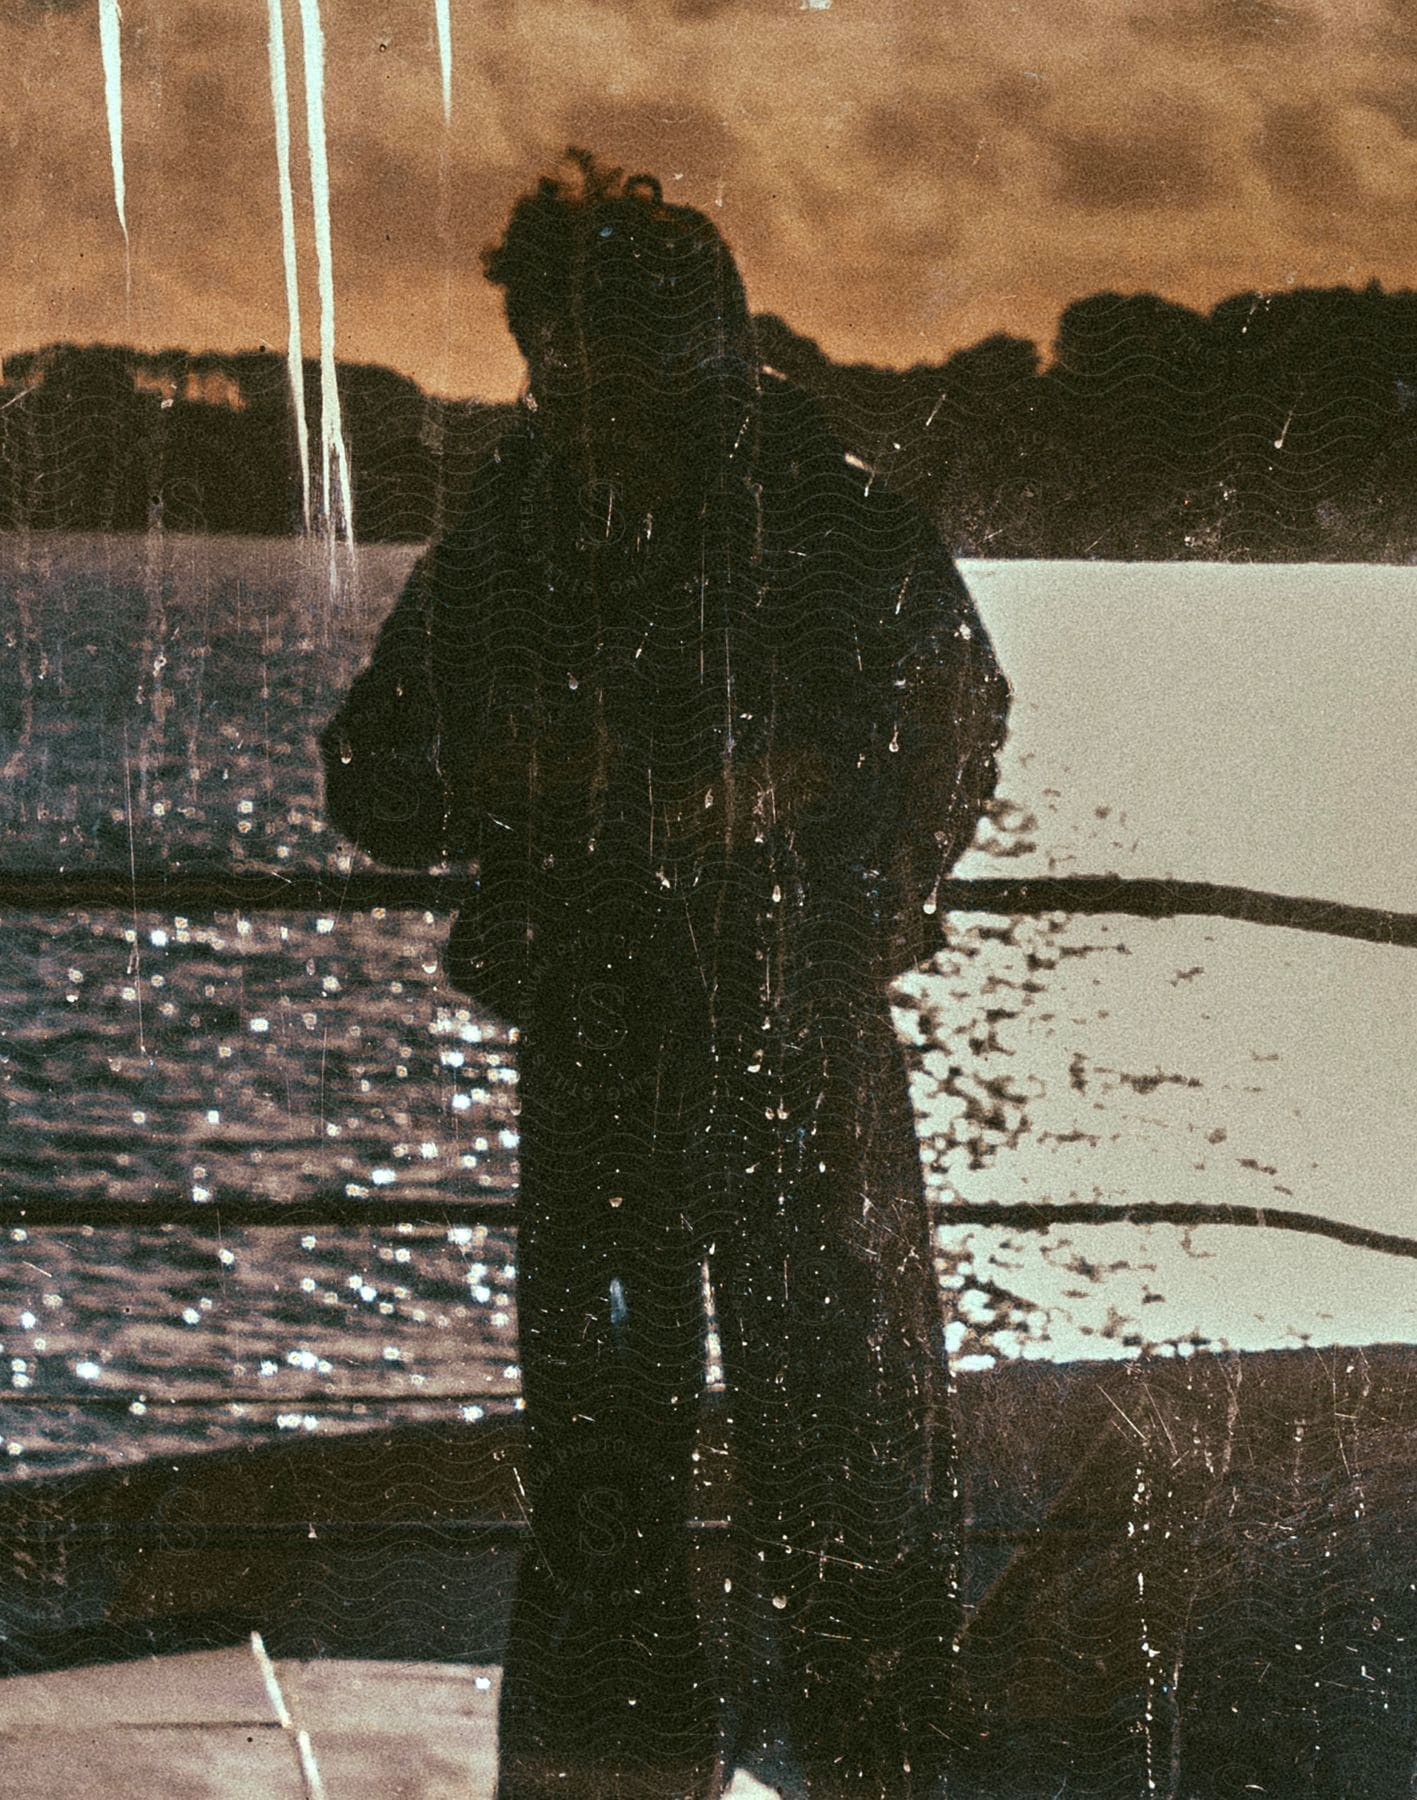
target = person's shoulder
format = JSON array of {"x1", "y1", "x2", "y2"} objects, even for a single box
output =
[
  {"x1": 758, "y1": 367, "x2": 858, "y2": 489},
  {"x1": 757, "y1": 369, "x2": 934, "y2": 564},
  {"x1": 443, "y1": 416, "x2": 537, "y2": 535},
  {"x1": 412, "y1": 416, "x2": 540, "y2": 597}
]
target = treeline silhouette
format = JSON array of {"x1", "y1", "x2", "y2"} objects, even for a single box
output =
[
  {"x1": 4, "y1": 281, "x2": 1417, "y2": 558},
  {"x1": 0, "y1": 345, "x2": 513, "y2": 544},
  {"x1": 758, "y1": 283, "x2": 1417, "y2": 560}
]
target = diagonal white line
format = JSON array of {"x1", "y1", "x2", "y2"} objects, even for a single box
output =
[
  {"x1": 249, "y1": 1630, "x2": 329, "y2": 1800},
  {"x1": 97, "y1": 0, "x2": 130, "y2": 300},
  {"x1": 266, "y1": 0, "x2": 313, "y2": 534},
  {"x1": 296, "y1": 0, "x2": 356, "y2": 556},
  {"x1": 435, "y1": 0, "x2": 453, "y2": 124}
]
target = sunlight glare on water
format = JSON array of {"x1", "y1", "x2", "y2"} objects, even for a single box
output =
[{"x1": 0, "y1": 540, "x2": 1413, "y2": 1476}]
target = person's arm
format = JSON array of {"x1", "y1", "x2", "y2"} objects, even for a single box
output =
[
  {"x1": 781, "y1": 506, "x2": 1009, "y2": 882},
  {"x1": 658, "y1": 517, "x2": 1008, "y2": 870},
  {"x1": 892, "y1": 533, "x2": 1011, "y2": 877},
  {"x1": 322, "y1": 430, "x2": 564, "y2": 866},
  {"x1": 862, "y1": 527, "x2": 1009, "y2": 975},
  {"x1": 320, "y1": 545, "x2": 478, "y2": 869}
]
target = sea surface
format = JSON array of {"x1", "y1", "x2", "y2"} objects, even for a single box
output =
[{"x1": 1, "y1": 534, "x2": 1414, "y2": 1478}]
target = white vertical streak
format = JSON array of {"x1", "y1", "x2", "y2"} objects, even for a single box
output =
[
  {"x1": 97, "y1": 0, "x2": 130, "y2": 287},
  {"x1": 249, "y1": 1632, "x2": 329, "y2": 1800},
  {"x1": 296, "y1": 0, "x2": 355, "y2": 551},
  {"x1": 293, "y1": 1727, "x2": 329, "y2": 1800},
  {"x1": 121, "y1": 722, "x2": 145, "y2": 1057},
  {"x1": 435, "y1": 0, "x2": 453, "y2": 125},
  {"x1": 266, "y1": 0, "x2": 312, "y2": 534},
  {"x1": 250, "y1": 1630, "x2": 294, "y2": 1727}
]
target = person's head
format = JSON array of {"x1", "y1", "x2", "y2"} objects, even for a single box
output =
[{"x1": 482, "y1": 149, "x2": 757, "y2": 490}]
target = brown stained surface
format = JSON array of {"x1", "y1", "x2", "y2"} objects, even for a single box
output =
[
  {"x1": 0, "y1": 1645, "x2": 500, "y2": 1798},
  {"x1": 0, "y1": 1645, "x2": 786, "y2": 1797},
  {"x1": 6, "y1": 1348, "x2": 1417, "y2": 1790}
]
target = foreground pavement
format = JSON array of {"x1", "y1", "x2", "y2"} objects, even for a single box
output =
[{"x1": 0, "y1": 1641, "x2": 782, "y2": 1798}]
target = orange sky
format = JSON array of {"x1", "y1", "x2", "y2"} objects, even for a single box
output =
[{"x1": 4, "y1": 0, "x2": 1416, "y2": 400}]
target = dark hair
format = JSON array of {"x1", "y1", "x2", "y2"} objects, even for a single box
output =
[{"x1": 481, "y1": 147, "x2": 753, "y2": 373}]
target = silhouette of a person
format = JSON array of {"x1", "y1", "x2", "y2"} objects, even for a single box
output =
[{"x1": 322, "y1": 151, "x2": 1009, "y2": 1799}]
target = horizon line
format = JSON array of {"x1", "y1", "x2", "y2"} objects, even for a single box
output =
[{"x1": 6, "y1": 273, "x2": 1417, "y2": 406}]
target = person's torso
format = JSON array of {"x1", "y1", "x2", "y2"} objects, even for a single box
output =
[{"x1": 435, "y1": 394, "x2": 938, "y2": 1022}]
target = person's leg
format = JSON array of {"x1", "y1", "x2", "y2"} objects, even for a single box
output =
[
  {"x1": 496, "y1": 994, "x2": 720, "y2": 1800},
  {"x1": 710, "y1": 1002, "x2": 958, "y2": 1798}
]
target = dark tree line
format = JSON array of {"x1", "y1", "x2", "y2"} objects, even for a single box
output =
[
  {"x1": 4, "y1": 281, "x2": 1417, "y2": 558},
  {"x1": 0, "y1": 345, "x2": 513, "y2": 544},
  {"x1": 757, "y1": 282, "x2": 1417, "y2": 560}
]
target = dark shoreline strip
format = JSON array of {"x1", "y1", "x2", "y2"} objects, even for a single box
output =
[
  {"x1": 942, "y1": 1199, "x2": 1417, "y2": 1263},
  {"x1": 0, "y1": 869, "x2": 1412, "y2": 948},
  {"x1": 4, "y1": 1194, "x2": 1416, "y2": 1265}
]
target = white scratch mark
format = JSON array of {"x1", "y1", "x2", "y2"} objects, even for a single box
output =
[
  {"x1": 1102, "y1": 1388, "x2": 1146, "y2": 1441},
  {"x1": 97, "y1": 0, "x2": 130, "y2": 291},
  {"x1": 266, "y1": 0, "x2": 312, "y2": 533},
  {"x1": 121, "y1": 723, "x2": 145, "y2": 1057},
  {"x1": 249, "y1": 1632, "x2": 328, "y2": 1798},
  {"x1": 297, "y1": 0, "x2": 356, "y2": 553},
  {"x1": 435, "y1": 0, "x2": 453, "y2": 124},
  {"x1": 250, "y1": 1630, "x2": 294, "y2": 1728}
]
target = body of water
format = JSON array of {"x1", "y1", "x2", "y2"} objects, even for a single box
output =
[{"x1": 1, "y1": 534, "x2": 1413, "y2": 1477}]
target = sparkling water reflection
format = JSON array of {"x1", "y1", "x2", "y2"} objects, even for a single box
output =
[
  {"x1": 0, "y1": 533, "x2": 536, "y2": 1473},
  {"x1": 4, "y1": 535, "x2": 1414, "y2": 1475}
]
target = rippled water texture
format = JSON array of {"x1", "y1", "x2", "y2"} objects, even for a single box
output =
[
  {"x1": 2, "y1": 535, "x2": 1414, "y2": 1475},
  {"x1": 1, "y1": 533, "x2": 526, "y2": 1472}
]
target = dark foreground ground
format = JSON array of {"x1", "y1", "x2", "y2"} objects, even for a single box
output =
[{"x1": 4, "y1": 1343, "x2": 1417, "y2": 1797}]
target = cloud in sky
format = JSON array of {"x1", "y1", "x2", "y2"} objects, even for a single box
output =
[{"x1": 3, "y1": 0, "x2": 1416, "y2": 397}]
